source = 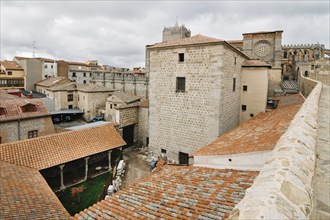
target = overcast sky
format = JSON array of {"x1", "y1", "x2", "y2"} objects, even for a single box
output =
[{"x1": 1, "y1": 1, "x2": 329, "y2": 68}]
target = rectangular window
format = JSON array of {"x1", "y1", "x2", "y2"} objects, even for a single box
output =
[
  {"x1": 8, "y1": 71, "x2": 12, "y2": 75},
  {"x1": 161, "y1": 148, "x2": 166, "y2": 154},
  {"x1": 72, "y1": 72, "x2": 76, "y2": 77},
  {"x1": 83, "y1": 72, "x2": 86, "y2": 77},
  {"x1": 51, "y1": 65, "x2": 53, "y2": 69},
  {"x1": 179, "y1": 152, "x2": 189, "y2": 165},
  {"x1": 178, "y1": 53, "x2": 184, "y2": 62},
  {"x1": 242, "y1": 105, "x2": 247, "y2": 111},
  {"x1": 89, "y1": 72, "x2": 92, "y2": 77},
  {"x1": 233, "y1": 78, "x2": 236, "y2": 92},
  {"x1": 28, "y1": 130, "x2": 38, "y2": 139},
  {"x1": 68, "y1": 94, "x2": 73, "y2": 101},
  {"x1": 68, "y1": 105, "x2": 73, "y2": 109},
  {"x1": 110, "y1": 104, "x2": 113, "y2": 109},
  {"x1": 176, "y1": 77, "x2": 185, "y2": 92},
  {"x1": 146, "y1": 137, "x2": 149, "y2": 146},
  {"x1": 243, "y1": 85, "x2": 248, "y2": 91},
  {"x1": 44, "y1": 64, "x2": 47, "y2": 68},
  {"x1": 234, "y1": 57, "x2": 237, "y2": 65}
]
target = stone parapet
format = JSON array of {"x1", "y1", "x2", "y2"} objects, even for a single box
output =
[
  {"x1": 229, "y1": 82, "x2": 322, "y2": 219},
  {"x1": 298, "y1": 71, "x2": 319, "y2": 98}
]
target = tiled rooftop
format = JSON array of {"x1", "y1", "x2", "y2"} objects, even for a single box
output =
[
  {"x1": 0, "y1": 160, "x2": 70, "y2": 219},
  {"x1": 0, "y1": 60, "x2": 23, "y2": 70},
  {"x1": 0, "y1": 92, "x2": 50, "y2": 121},
  {"x1": 74, "y1": 166, "x2": 258, "y2": 220},
  {"x1": 77, "y1": 84, "x2": 115, "y2": 92},
  {"x1": 0, "y1": 124, "x2": 126, "y2": 170},
  {"x1": 147, "y1": 34, "x2": 224, "y2": 49},
  {"x1": 111, "y1": 91, "x2": 141, "y2": 104},
  {"x1": 139, "y1": 99, "x2": 149, "y2": 108},
  {"x1": 35, "y1": 77, "x2": 69, "y2": 87},
  {"x1": 194, "y1": 100, "x2": 303, "y2": 156}
]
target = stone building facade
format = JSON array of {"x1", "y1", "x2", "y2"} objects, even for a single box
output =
[
  {"x1": 0, "y1": 92, "x2": 55, "y2": 144},
  {"x1": 146, "y1": 34, "x2": 249, "y2": 163},
  {"x1": 0, "y1": 60, "x2": 25, "y2": 90},
  {"x1": 241, "y1": 31, "x2": 283, "y2": 68}
]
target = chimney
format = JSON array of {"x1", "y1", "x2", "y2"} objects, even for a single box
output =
[{"x1": 29, "y1": 91, "x2": 33, "y2": 99}]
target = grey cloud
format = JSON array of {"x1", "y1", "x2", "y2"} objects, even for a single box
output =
[{"x1": 1, "y1": 1, "x2": 329, "y2": 68}]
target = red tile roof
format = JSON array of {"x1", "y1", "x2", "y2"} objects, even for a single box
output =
[
  {"x1": 0, "y1": 160, "x2": 70, "y2": 219},
  {"x1": 147, "y1": 34, "x2": 224, "y2": 49},
  {"x1": 74, "y1": 166, "x2": 258, "y2": 219},
  {"x1": 0, "y1": 92, "x2": 50, "y2": 121},
  {"x1": 0, "y1": 60, "x2": 24, "y2": 70},
  {"x1": 0, "y1": 124, "x2": 126, "y2": 170},
  {"x1": 194, "y1": 101, "x2": 303, "y2": 156}
]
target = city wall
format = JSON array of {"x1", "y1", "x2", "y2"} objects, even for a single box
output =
[{"x1": 229, "y1": 82, "x2": 322, "y2": 219}]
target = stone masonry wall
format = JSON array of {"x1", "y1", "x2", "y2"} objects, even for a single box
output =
[
  {"x1": 148, "y1": 43, "x2": 247, "y2": 162},
  {"x1": 0, "y1": 116, "x2": 55, "y2": 143},
  {"x1": 138, "y1": 107, "x2": 149, "y2": 146},
  {"x1": 298, "y1": 71, "x2": 318, "y2": 98},
  {"x1": 229, "y1": 82, "x2": 322, "y2": 220},
  {"x1": 119, "y1": 107, "x2": 138, "y2": 127}
]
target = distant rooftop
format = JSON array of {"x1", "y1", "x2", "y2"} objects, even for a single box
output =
[
  {"x1": 66, "y1": 121, "x2": 111, "y2": 131},
  {"x1": 0, "y1": 92, "x2": 50, "y2": 121},
  {"x1": 242, "y1": 59, "x2": 272, "y2": 68},
  {"x1": 35, "y1": 77, "x2": 69, "y2": 87},
  {"x1": 110, "y1": 91, "x2": 141, "y2": 104},
  {"x1": 0, "y1": 60, "x2": 23, "y2": 70}
]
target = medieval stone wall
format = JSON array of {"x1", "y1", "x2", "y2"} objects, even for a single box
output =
[
  {"x1": 229, "y1": 82, "x2": 322, "y2": 220},
  {"x1": 94, "y1": 74, "x2": 148, "y2": 99},
  {"x1": 148, "y1": 43, "x2": 247, "y2": 162},
  {"x1": 137, "y1": 107, "x2": 149, "y2": 146},
  {"x1": 0, "y1": 116, "x2": 55, "y2": 143},
  {"x1": 298, "y1": 71, "x2": 319, "y2": 98}
]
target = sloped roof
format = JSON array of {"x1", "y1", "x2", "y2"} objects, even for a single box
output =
[
  {"x1": 0, "y1": 124, "x2": 126, "y2": 170},
  {"x1": 139, "y1": 99, "x2": 149, "y2": 108},
  {"x1": 0, "y1": 92, "x2": 50, "y2": 121},
  {"x1": 0, "y1": 160, "x2": 70, "y2": 219},
  {"x1": 194, "y1": 100, "x2": 304, "y2": 156},
  {"x1": 0, "y1": 60, "x2": 24, "y2": 70},
  {"x1": 48, "y1": 82, "x2": 77, "y2": 91},
  {"x1": 77, "y1": 83, "x2": 115, "y2": 92},
  {"x1": 147, "y1": 34, "x2": 224, "y2": 49},
  {"x1": 35, "y1": 77, "x2": 70, "y2": 87},
  {"x1": 110, "y1": 91, "x2": 141, "y2": 104},
  {"x1": 74, "y1": 166, "x2": 258, "y2": 219}
]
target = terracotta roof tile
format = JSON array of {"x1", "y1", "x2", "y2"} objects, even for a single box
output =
[
  {"x1": 0, "y1": 160, "x2": 70, "y2": 219},
  {"x1": 147, "y1": 34, "x2": 224, "y2": 49},
  {"x1": 74, "y1": 166, "x2": 258, "y2": 219},
  {"x1": 35, "y1": 76, "x2": 70, "y2": 87},
  {"x1": 0, "y1": 93, "x2": 50, "y2": 121},
  {"x1": 194, "y1": 100, "x2": 304, "y2": 156},
  {"x1": 0, "y1": 60, "x2": 24, "y2": 70},
  {"x1": 0, "y1": 124, "x2": 126, "y2": 170}
]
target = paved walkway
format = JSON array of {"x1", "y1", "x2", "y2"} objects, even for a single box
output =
[{"x1": 313, "y1": 84, "x2": 330, "y2": 219}]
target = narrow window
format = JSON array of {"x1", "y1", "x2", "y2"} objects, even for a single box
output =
[
  {"x1": 233, "y1": 78, "x2": 236, "y2": 92},
  {"x1": 83, "y1": 72, "x2": 86, "y2": 77},
  {"x1": 179, "y1": 152, "x2": 189, "y2": 165},
  {"x1": 51, "y1": 65, "x2": 53, "y2": 69},
  {"x1": 161, "y1": 148, "x2": 167, "y2": 154},
  {"x1": 243, "y1": 85, "x2": 248, "y2": 91},
  {"x1": 242, "y1": 105, "x2": 247, "y2": 111},
  {"x1": 234, "y1": 57, "x2": 237, "y2": 65},
  {"x1": 284, "y1": 52, "x2": 288, "y2": 58},
  {"x1": 110, "y1": 104, "x2": 113, "y2": 109},
  {"x1": 176, "y1": 77, "x2": 186, "y2": 92},
  {"x1": 305, "y1": 71, "x2": 308, "y2": 77},
  {"x1": 28, "y1": 130, "x2": 38, "y2": 139},
  {"x1": 83, "y1": 80, "x2": 86, "y2": 84},
  {"x1": 44, "y1": 64, "x2": 47, "y2": 68},
  {"x1": 67, "y1": 94, "x2": 73, "y2": 101},
  {"x1": 178, "y1": 53, "x2": 184, "y2": 62},
  {"x1": 89, "y1": 72, "x2": 92, "y2": 77},
  {"x1": 68, "y1": 105, "x2": 73, "y2": 109},
  {"x1": 146, "y1": 137, "x2": 149, "y2": 146},
  {"x1": 72, "y1": 72, "x2": 76, "y2": 77}
]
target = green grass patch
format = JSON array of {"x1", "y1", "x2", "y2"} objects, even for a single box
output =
[{"x1": 56, "y1": 172, "x2": 110, "y2": 216}]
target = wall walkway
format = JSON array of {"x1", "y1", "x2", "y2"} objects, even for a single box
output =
[{"x1": 229, "y1": 82, "x2": 324, "y2": 219}]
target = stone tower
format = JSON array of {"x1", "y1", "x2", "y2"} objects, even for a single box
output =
[{"x1": 162, "y1": 21, "x2": 191, "y2": 42}]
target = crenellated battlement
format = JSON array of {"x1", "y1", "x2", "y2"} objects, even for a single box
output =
[{"x1": 282, "y1": 43, "x2": 325, "y2": 49}]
